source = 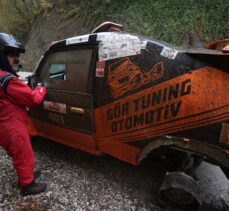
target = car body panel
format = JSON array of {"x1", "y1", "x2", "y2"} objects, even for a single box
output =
[{"x1": 28, "y1": 29, "x2": 229, "y2": 170}]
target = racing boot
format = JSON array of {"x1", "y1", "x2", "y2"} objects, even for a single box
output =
[
  {"x1": 21, "y1": 181, "x2": 47, "y2": 195},
  {"x1": 17, "y1": 170, "x2": 42, "y2": 188},
  {"x1": 34, "y1": 169, "x2": 41, "y2": 179}
]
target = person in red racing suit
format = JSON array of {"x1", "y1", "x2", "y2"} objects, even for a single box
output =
[{"x1": 0, "y1": 32, "x2": 47, "y2": 195}]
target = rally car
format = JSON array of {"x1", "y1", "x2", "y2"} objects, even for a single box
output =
[{"x1": 28, "y1": 22, "x2": 229, "y2": 208}]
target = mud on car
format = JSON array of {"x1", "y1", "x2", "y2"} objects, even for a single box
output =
[{"x1": 28, "y1": 22, "x2": 229, "y2": 208}]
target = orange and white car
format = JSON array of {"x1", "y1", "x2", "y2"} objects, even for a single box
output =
[{"x1": 28, "y1": 22, "x2": 229, "y2": 207}]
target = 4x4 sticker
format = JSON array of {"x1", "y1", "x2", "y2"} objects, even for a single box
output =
[{"x1": 107, "y1": 58, "x2": 164, "y2": 98}]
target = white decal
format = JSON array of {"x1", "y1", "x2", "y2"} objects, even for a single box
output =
[
  {"x1": 160, "y1": 46, "x2": 178, "y2": 59},
  {"x1": 140, "y1": 40, "x2": 148, "y2": 49},
  {"x1": 43, "y1": 101, "x2": 66, "y2": 114},
  {"x1": 97, "y1": 33, "x2": 145, "y2": 61},
  {"x1": 66, "y1": 35, "x2": 89, "y2": 45},
  {"x1": 66, "y1": 32, "x2": 147, "y2": 61}
]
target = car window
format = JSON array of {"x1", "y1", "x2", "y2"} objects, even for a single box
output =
[
  {"x1": 39, "y1": 48, "x2": 93, "y2": 92},
  {"x1": 49, "y1": 64, "x2": 67, "y2": 80}
]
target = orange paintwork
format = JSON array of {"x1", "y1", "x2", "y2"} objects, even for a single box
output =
[
  {"x1": 220, "y1": 122, "x2": 229, "y2": 146},
  {"x1": 99, "y1": 141, "x2": 141, "y2": 165},
  {"x1": 29, "y1": 118, "x2": 101, "y2": 156},
  {"x1": 95, "y1": 67, "x2": 229, "y2": 143},
  {"x1": 28, "y1": 66, "x2": 228, "y2": 165},
  {"x1": 27, "y1": 118, "x2": 142, "y2": 164},
  {"x1": 223, "y1": 44, "x2": 229, "y2": 53},
  {"x1": 205, "y1": 38, "x2": 229, "y2": 49}
]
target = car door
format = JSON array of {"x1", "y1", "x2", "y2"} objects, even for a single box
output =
[{"x1": 30, "y1": 45, "x2": 97, "y2": 138}]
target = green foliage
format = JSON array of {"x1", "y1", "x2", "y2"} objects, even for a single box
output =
[
  {"x1": 0, "y1": 0, "x2": 53, "y2": 43},
  {"x1": 63, "y1": 6, "x2": 81, "y2": 20},
  {"x1": 0, "y1": 0, "x2": 228, "y2": 45},
  {"x1": 80, "y1": 0, "x2": 229, "y2": 44}
]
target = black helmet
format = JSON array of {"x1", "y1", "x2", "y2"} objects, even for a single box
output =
[
  {"x1": 0, "y1": 33, "x2": 25, "y2": 75},
  {"x1": 0, "y1": 33, "x2": 25, "y2": 54}
]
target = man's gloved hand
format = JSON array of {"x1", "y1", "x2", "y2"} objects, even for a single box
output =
[{"x1": 36, "y1": 83, "x2": 46, "y2": 95}]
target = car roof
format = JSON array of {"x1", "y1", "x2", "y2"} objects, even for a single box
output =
[
  {"x1": 46, "y1": 20, "x2": 227, "y2": 63},
  {"x1": 49, "y1": 31, "x2": 151, "y2": 62}
]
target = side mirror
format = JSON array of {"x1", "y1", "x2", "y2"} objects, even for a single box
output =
[{"x1": 27, "y1": 74, "x2": 38, "y2": 88}]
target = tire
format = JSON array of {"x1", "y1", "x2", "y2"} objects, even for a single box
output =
[{"x1": 158, "y1": 171, "x2": 201, "y2": 209}]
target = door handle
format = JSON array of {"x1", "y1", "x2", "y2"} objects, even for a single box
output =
[{"x1": 70, "y1": 107, "x2": 85, "y2": 114}]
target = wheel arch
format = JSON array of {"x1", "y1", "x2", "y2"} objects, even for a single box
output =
[{"x1": 136, "y1": 136, "x2": 229, "y2": 171}]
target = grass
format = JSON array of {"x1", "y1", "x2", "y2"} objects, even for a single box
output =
[
  {"x1": 0, "y1": 0, "x2": 228, "y2": 45},
  {"x1": 79, "y1": 0, "x2": 229, "y2": 45}
]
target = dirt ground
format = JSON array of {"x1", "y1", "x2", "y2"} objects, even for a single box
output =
[{"x1": 0, "y1": 138, "x2": 228, "y2": 211}]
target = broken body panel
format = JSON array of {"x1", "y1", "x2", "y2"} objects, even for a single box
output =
[{"x1": 28, "y1": 29, "x2": 229, "y2": 175}]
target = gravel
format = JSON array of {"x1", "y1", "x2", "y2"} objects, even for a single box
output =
[{"x1": 0, "y1": 138, "x2": 228, "y2": 211}]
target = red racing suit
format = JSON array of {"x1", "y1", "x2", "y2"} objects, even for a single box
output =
[{"x1": 0, "y1": 70, "x2": 46, "y2": 187}]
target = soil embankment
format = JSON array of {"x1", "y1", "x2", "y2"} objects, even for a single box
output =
[{"x1": 23, "y1": 10, "x2": 89, "y2": 71}]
